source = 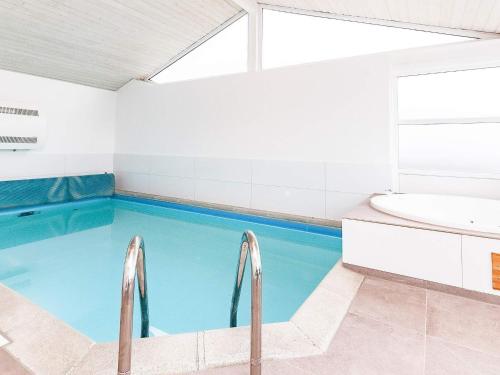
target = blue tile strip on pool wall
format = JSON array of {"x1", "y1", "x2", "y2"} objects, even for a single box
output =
[
  {"x1": 0, "y1": 174, "x2": 114, "y2": 210},
  {"x1": 114, "y1": 194, "x2": 342, "y2": 237}
]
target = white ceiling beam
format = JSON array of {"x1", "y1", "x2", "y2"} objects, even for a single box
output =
[
  {"x1": 261, "y1": 4, "x2": 500, "y2": 39},
  {"x1": 231, "y1": 0, "x2": 258, "y2": 13},
  {"x1": 247, "y1": 8, "x2": 263, "y2": 72},
  {"x1": 232, "y1": 0, "x2": 262, "y2": 71},
  {"x1": 230, "y1": 0, "x2": 263, "y2": 72}
]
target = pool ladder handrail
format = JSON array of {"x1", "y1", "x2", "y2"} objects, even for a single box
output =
[
  {"x1": 230, "y1": 230, "x2": 262, "y2": 375},
  {"x1": 117, "y1": 236, "x2": 149, "y2": 375}
]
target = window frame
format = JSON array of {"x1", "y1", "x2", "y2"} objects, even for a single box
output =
[{"x1": 391, "y1": 61, "x2": 500, "y2": 191}]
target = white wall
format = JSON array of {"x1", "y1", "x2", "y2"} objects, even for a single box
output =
[
  {"x1": 0, "y1": 69, "x2": 116, "y2": 181},
  {"x1": 115, "y1": 38, "x2": 500, "y2": 219}
]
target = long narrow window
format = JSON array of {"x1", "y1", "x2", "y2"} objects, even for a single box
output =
[
  {"x1": 151, "y1": 15, "x2": 248, "y2": 84},
  {"x1": 263, "y1": 9, "x2": 472, "y2": 70},
  {"x1": 397, "y1": 67, "x2": 500, "y2": 196}
]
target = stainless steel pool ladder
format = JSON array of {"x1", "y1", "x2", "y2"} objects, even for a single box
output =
[
  {"x1": 117, "y1": 236, "x2": 149, "y2": 375},
  {"x1": 230, "y1": 231, "x2": 262, "y2": 375}
]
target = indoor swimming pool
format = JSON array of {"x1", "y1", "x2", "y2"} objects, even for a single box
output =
[{"x1": 0, "y1": 195, "x2": 342, "y2": 342}]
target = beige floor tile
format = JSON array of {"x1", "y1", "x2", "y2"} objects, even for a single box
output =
[
  {"x1": 5, "y1": 313, "x2": 93, "y2": 375},
  {"x1": 319, "y1": 262, "x2": 364, "y2": 300},
  {"x1": 188, "y1": 363, "x2": 248, "y2": 375},
  {"x1": 0, "y1": 349, "x2": 32, "y2": 375},
  {"x1": 291, "y1": 285, "x2": 353, "y2": 351},
  {"x1": 425, "y1": 337, "x2": 500, "y2": 375},
  {"x1": 349, "y1": 277, "x2": 426, "y2": 332},
  {"x1": 0, "y1": 284, "x2": 93, "y2": 374},
  {"x1": 307, "y1": 313, "x2": 425, "y2": 375},
  {"x1": 426, "y1": 290, "x2": 500, "y2": 356},
  {"x1": 345, "y1": 264, "x2": 427, "y2": 289},
  {"x1": 424, "y1": 281, "x2": 500, "y2": 306},
  {"x1": 0, "y1": 285, "x2": 44, "y2": 333},
  {"x1": 202, "y1": 322, "x2": 319, "y2": 369},
  {"x1": 261, "y1": 359, "x2": 314, "y2": 375},
  {"x1": 71, "y1": 333, "x2": 198, "y2": 375},
  {"x1": 190, "y1": 359, "x2": 313, "y2": 375}
]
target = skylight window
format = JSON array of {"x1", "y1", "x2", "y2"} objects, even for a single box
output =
[
  {"x1": 262, "y1": 10, "x2": 473, "y2": 69},
  {"x1": 151, "y1": 15, "x2": 248, "y2": 84}
]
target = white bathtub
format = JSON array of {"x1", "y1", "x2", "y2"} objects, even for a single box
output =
[{"x1": 370, "y1": 193, "x2": 500, "y2": 235}]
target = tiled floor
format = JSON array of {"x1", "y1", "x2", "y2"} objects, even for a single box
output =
[
  {"x1": 3, "y1": 275, "x2": 500, "y2": 375},
  {"x1": 192, "y1": 276, "x2": 500, "y2": 375},
  {"x1": 0, "y1": 349, "x2": 31, "y2": 375}
]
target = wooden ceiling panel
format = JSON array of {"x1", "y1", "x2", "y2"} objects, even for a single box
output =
[
  {"x1": 262, "y1": 0, "x2": 500, "y2": 34},
  {"x1": 0, "y1": 0, "x2": 242, "y2": 90},
  {"x1": 2, "y1": 0, "x2": 498, "y2": 91}
]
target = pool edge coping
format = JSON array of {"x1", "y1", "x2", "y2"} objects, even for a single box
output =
[
  {"x1": 114, "y1": 190, "x2": 342, "y2": 237},
  {"x1": 0, "y1": 261, "x2": 363, "y2": 374}
]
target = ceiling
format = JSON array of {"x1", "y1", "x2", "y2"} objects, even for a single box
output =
[
  {"x1": 1, "y1": 1, "x2": 498, "y2": 91},
  {"x1": 0, "y1": 0, "x2": 242, "y2": 90},
  {"x1": 262, "y1": 0, "x2": 500, "y2": 34}
]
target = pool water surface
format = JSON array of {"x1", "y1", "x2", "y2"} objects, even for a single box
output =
[{"x1": 0, "y1": 196, "x2": 341, "y2": 342}]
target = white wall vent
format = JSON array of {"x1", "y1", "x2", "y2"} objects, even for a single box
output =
[{"x1": 0, "y1": 104, "x2": 46, "y2": 150}]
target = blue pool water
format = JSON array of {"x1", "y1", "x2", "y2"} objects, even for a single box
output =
[{"x1": 0, "y1": 196, "x2": 342, "y2": 342}]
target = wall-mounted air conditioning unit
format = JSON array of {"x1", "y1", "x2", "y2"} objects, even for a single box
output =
[{"x1": 0, "y1": 103, "x2": 46, "y2": 150}]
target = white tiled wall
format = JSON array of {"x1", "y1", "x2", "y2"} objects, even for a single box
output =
[
  {"x1": 0, "y1": 68, "x2": 116, "y2": 182},
  {"x1": 326, "y1": 163, "x2": 391, "y2": 194},
  {"x1": 326, "y1": 191, "x2": 370, "y2": 220},
  {"x1": 195, "y1": 179, "x2": 252, "y2": 207},
  {"x1": 149, "y1": 175, "x2": 195, "y2": 200},
  {"x1": 150, "y1": 156, "x2": 195, "y2": 178},
  {"x1": 0, "y1": 152, "x2": 113, "y2": 181},
  {"x1": 399, "y1": 174, "x2": 500, "y2": 200},
  {"x1": 251, "y1": 184, "x2": 325, "y2": 218},
  {"x1": 195, "y1": 158, "x2": 252, "y2": 183},
  {"x1": 252, "y1": 160, "x2": 324, "y2": 190},
  {"x1": 114, "y1": 154, "x2": 389, "y2": 220}
]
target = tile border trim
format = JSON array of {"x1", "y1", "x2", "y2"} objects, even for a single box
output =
[
  {"x1": 345, "y1": 263, "x2": 500, "y2": 306},
  {"x1": 114, "y1": 191, "x2": 342, "y2": 237}
]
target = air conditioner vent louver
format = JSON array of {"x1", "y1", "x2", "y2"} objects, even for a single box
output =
[
  {"x1": 0, "y1": 103, "x2": 45, "y2": 150},
  {"x1": 0, "y1": 106, "x2": 39, "y2": 117},
  {"x1": 0, "y1": 136, "x2": 38, "y2": 144}
]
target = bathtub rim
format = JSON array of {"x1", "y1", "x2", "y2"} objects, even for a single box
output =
[
  {"x1": 370, "y1": 193, "x2": 500, "y2": 236},
  {"x1": 343, "y1": 194, "x2": 500, "y2": 241}
]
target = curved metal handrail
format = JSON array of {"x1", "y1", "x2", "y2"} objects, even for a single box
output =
[
  {"x1": 230, "y1": 230, "x2": 262, "y2": 375},
  {"x1": 117, "y1": 236, "x2": 149, "y2": 375}
]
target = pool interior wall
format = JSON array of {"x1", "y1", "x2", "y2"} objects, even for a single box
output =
[{"x1": 0, "y1": 195, "x2": 342, "y2": 342}]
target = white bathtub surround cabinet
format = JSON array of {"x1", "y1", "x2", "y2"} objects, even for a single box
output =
[
  {"x1": 342, "y1": 199, "x2": 500, "y2": 296},
  {"x1": 463, "y1": 236, "x2": 500, "y2": 297}
]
